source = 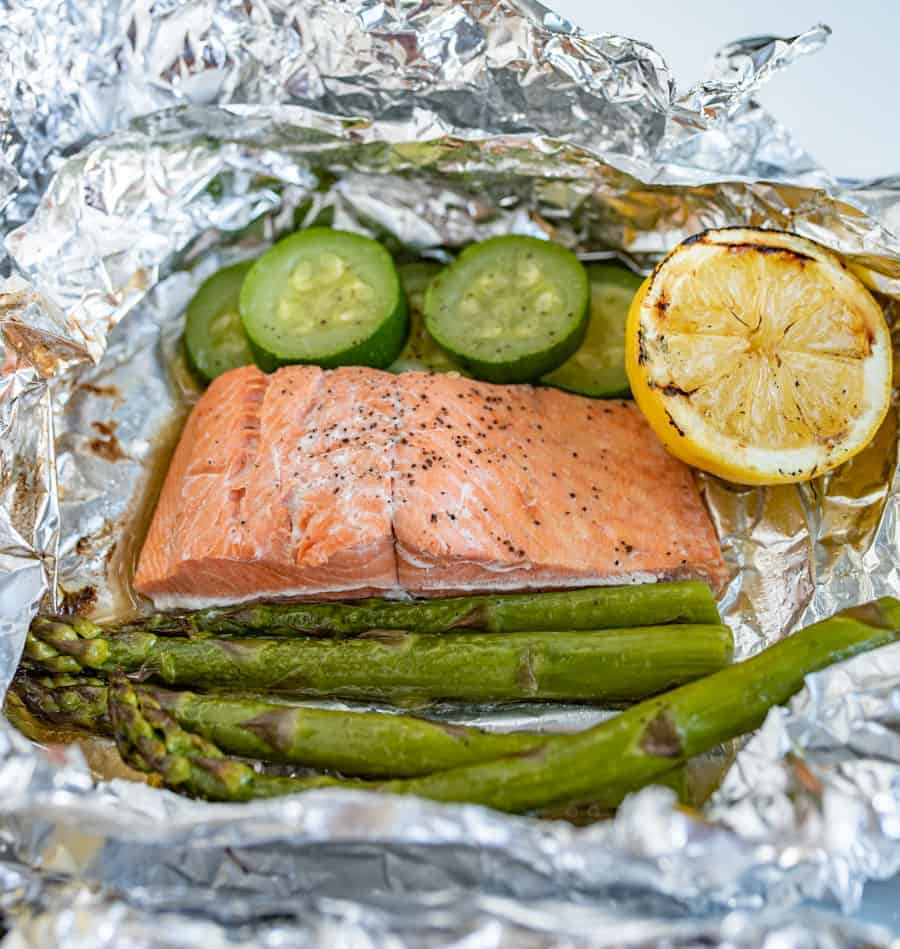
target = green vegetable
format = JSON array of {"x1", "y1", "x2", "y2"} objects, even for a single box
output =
[
  {"x1": 10, "y1": 673, "x2": 110, "y2": 731},
  {"x1": 132, "y1": 582, "x2": 722, "y2": 638},
  {"x1": 103, "y1": 599, "x2": 900, "y2": 811},
  {"x1": 389, "y1": 262, "x2": 466, "y2": 374},
  {"x1": 13, "y1": 675, "x2": 550, "y2": 778},
  {"x1": 423, "y1": 236, "x2": 589, "y2": 383},
  {"x1": 12, "y1": 674, "x2": 693, "y2": 815},
  {"x1": 540, "y1": 263, "x2": 643, "y2": 398},
  {"x1": 239, "y1": 228, "x2": 408, "y2": 371},
  {"x1": 108, "y1": 678, "x2": 361, "y2": 801},
  {"x1": 184, "y1": 261, "x2": 255, "y2": 381},
  {"x1": 25, "y1": 620, "x2": 733, "y2": 705},
  {"x1": 106, "y1": 674, "x2": 691, "y2": 810},
  {"x1": 392, "y1": 598, "x2": 900, "y2": 811},
  {"x1": 103, "y1": 597, "x2": 900, "y2": 812}
]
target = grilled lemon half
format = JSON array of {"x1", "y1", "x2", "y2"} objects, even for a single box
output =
[{"x1": 625, "y1": 228, "x2": 892, "y2": 485}]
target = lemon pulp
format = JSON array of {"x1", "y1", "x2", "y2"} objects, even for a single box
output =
[{"x1": 625, "y1": 228, "x2": 892, "y2": 485}]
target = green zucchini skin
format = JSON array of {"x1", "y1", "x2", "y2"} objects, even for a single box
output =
[
  {"x1": 390, "y1": 262, "x2": 469, "y2": 375},
  {"x1": 424, "y1": 236, "x2": 589, "y2": 384},
  {"x1": 239, "y1": 228, "x2": 408, "y2": 371},
  {"x1": 541, "y1": 263, "x2": 643, "y2": 398},
  {"x1": 184, "y1": 261, "x2": 255, "y2": 382}
]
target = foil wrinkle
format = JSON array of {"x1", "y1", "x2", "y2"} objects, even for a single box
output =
[{"x1": 1, "y1": 1, "x2": 900, "y2": 946}]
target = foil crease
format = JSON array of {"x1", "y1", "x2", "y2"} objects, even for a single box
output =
[
  {"x1": 1, "y1": 652, "x2": 900, "y2": 945},
  {"x1": 3, "y1": 888, "x2": 899, "y2": 949},
  {"x1": 1, "y1": 0, "x2": 900, "y2": 945}
]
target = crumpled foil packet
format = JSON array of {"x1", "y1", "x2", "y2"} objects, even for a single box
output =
[{"x1": 2, "y1": 1, "x2": 900, "y2": 945}]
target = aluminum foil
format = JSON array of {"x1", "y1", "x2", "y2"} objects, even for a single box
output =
[{"x1": 2, "y1": 0, "x2": 900, "y2": 945}]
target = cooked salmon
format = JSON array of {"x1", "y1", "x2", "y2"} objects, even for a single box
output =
[{"x1": 135, "y1": 365, "x2": 727, "y2": 608}]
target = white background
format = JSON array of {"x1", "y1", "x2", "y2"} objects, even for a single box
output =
[{"x1": 551, "y1": 0, "x2": 899, "y2": 181}]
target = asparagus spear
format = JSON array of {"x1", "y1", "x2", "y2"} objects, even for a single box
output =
[
  {"x1": 106, "y1": 598, "x2": 900, "y2": 812},
  {"x1": 11, "y1": 674, "x2": 705, "y2": 802},
  {"x1": 25, "y1": 621, "x2": 733, "y2": 705},
  {"x1": 122, "y1": 582, "x2": 722, "y2": 637},
  {"x1": 12, "y1": 674, "x2": 550, "y2": 777},
  {"x1": 106, "y1": 675, "x2": 692, "y2": 811},
  {"x1": 394, "y1": 598, "x2": 900, "y2": 811},
  {"x1": 108, "y1": 678, "x2": 362, "y2": 800},
  {"x1": 11, "y1": 672, "x2": 110, "y2": 731}
]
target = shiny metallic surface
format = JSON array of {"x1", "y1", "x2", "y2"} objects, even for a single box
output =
[
  {"x1": 3, "y1": 887, "x2": 900, "y2": 948},
  {"x1": 1, "y1": 1, "x2": 900, "y2": 944}
]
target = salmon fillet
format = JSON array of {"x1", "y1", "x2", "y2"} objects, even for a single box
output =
[
  {"x1": 135, "y1": 366, "x2": 727, "y2": 608},
  {"x1": 135, "y1": 366, "x2": 399, "y2": 607}
]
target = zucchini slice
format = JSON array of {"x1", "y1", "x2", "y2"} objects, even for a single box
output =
[
  {"x1": 239, "y1": 228, "x2": 408, "y2": 371},
  {"x1": 389, "y1": 262, "x2": 467, "y2": 375},
  {"x1": 423, "y1": 236, "x2": 589, "y2": 384},
  {"x1": 541, "y1": 263, "x2": 643, "y2": 398},
  {"x1": 184, "y1": 260, "x2": 255, "y2": 383}
]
